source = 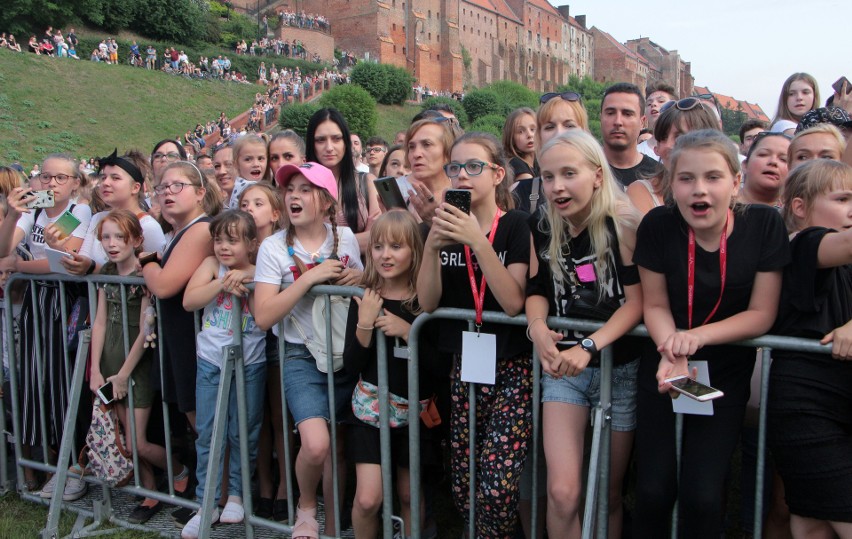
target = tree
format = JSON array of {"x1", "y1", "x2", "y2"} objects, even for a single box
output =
[
  {"x1": 462, "y1": 90, "x2": 501, "y2": 124},
  {"x1": 319, "y1": 84, "x2": 377, "y2": 138},
  {"x1": 350, "y1": 62, "x2": 388, "y2": 103},
  {"x1": 279, "y1": 103, "x2": 321, "y2": 139}
]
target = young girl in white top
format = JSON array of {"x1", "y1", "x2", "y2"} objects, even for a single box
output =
[
  {"x1": 181, "y1": 210, "x2": 266, "y2": 538},
  {"x1": 254, "y1": 162, "x2": 362, "y2": 538},
  {"x1": 227, "y1": 134, "x2": 269, "y2": 209}
]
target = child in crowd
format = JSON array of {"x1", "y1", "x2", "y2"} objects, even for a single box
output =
[
  {"x1": 770, "y1": 73, "x2": 820, "y2": 135},
  {"x1": 228, "y1": 134, "x2": 270, "y2": 209},
  {"x1": 417, "y1": 132, "x2": 531, "y2": 538},
  {"x1": 254, "y1": 162, "x2": 362, "y2": 538},
  {"x1": 631, "y1": 130, "x2": 790, "y2": 538},
  {"x1": 344, "y1": 210, "x2": 433, "y2": 538},
  {"x1": 502, "y1": 107, "x2": 539, "y2": 183},
  {"x1": 238, "y1": 183, "x2": 290, "y2": 520},
  {"x1": 738, "y1": 132, "x2": 791, "y2": 207},
  {"x1": 525, "y1": 130, "x2": 642, "y2": 538},
  {"x1": 181, "y1": 210, "x2": 266, "y2": 537},
  {"x1": 89, "y1": 210, "x2": 168, "y2": 524},
  {"x1": 267, "y1": 130, "x2": 306, "y2": 177},
  {"x1": 769, "y1": 159, "x2": 852, "y2": 538},
  {"x1": 788, "y1": 124, "x2": 846, "y2": 168}
]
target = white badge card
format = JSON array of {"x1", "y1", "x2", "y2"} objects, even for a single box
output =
[
  {"x1": 671, "y1": 360, "x2": 714, "y2": 416},
  {"x1": 461, "y1": 331, "x2": 496, "y2": 385}
]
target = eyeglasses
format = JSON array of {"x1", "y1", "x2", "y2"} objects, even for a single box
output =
[
  {"x1": 153, "y1": 182, "x2": 194, "y2": 195},
  {"x1": 38, "y1": 173, "x2": 72, "y2": 184},
  {"x1": 443, "y1": 160, "x2": 499, "y2": 178},
  {"x1": 366, "y1": 147, "x2": 386, "y2": 154},
  {"x1": 152, "y1": 152, "x2": 181, "y2": 162},
  {"x1": 659, "y1": 97, "x2": 706, "y2": 114},
  {"x1": 540, "y1": 92, "x2": 582, "y2": 104}
]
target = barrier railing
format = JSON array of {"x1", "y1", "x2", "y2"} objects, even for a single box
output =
[{"x1": 1, "y1": 273, "x2": 833, "y2": 538}]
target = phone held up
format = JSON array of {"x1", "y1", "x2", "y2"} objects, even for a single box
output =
[
  {"x1": 443, "y1": 189, "x2": 471, "y2": 215},
  {"x1": 664, "y1": 375, "x2": 724, "y2": 402},
  {"x1": 373, "y1": 176, "x2": 407, "y2": 210},
  {"x1": 25, "y1": 190, "x2": 55, "y2": 209},
  {"x1": 833, "y1": 76, "x2": 851, "y2": 96}
]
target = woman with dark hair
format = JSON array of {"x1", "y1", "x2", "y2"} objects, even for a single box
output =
[
  {"x1": 149, "y1": 139, "x2": 187, "y2": 183},
  {"x1": 305, "y1": 108, "x2": 379, "y2": 252}
]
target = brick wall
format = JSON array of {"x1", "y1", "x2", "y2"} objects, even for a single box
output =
[{"x1": 276, "y1": 26, "x2": 334, "y2": 61}]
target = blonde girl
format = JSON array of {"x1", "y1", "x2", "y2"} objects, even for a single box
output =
[
  {"x1": 89, "y1": 210, "x2": 171, "y2": 524},
  {"x1": 417, "y1": 132, "x2": 530, "y2": 538},
  {"x1": 503, "y1": 107, "x2": 539, "y2": 183},
  {"x1": 228, "y1": 134, "x2": 269, "y2": 209},
  {"x1": 0, "y1": 154, "x2": 91, "y2": 498},
  {"x1": 525, "y1": 130, "x2": 642, "y2": 538},
  {"x1": 788, "y1": 124, "x2": 846, "y2": 168},
  {"x1": 771, "y1": 73, "x2": 820, "y2": 135},
  {"x1": 254, "y1": 162, "x2": 363, "y2": 538},
  {"x1": 770, "y1": 160, "x2": 852, "y2": 539},
  {"x1": 345, "y1": 210, "x2": 430, "y2": 538},
  {"x1": 631, "y1": 130, "x2": 790, "y2": 537}
]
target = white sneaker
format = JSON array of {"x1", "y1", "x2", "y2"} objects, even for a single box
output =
[
  {"x1": 39, "y1": 475, "x2": 57, "y2": 499},
  {"x1": 220, "y1": 500, "x2": 244, "y2": 523},
  {"x1": 181, "y1": 507, "x2": 219, "y2": 539},
  {"x1": 63, "y1": 476, "x2": 87, "y2": 501}
]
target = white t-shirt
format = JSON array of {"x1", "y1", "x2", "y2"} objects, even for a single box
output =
[
  {"x1": 770, "y1": 119, "x2": 797, "y2": 134},
  {"x1": 16, "y1": 203, "x2": 92, "y2": 260},
  {"x1": 228, "y1": 177, "x2": 256, "y2": 210},
  {"x1": 637, "y1": 139, "x2": 661, "y2": 162},
  {"x1": 254, "y1": 223, "x2": 362, "y2": 343},
  {"x1": 80, "y1": 211, "x2": 167, "y2": 265}
]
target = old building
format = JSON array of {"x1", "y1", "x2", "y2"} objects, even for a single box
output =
[
  {"x1": 460, "y1": 0, "x2": 523, "y2": 87},
  {"x1": 591, "y1": 27, "x2": 658, "y2": 89},
  {"x1": 625, "y1": 37, "x2": 693, "y2": 98},
  {"x1": 694, "y1": 86, "x2": 770, "y2": 122}
]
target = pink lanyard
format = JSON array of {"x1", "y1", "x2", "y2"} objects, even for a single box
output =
[
  {"x1": 464, "y1": 210, "x2": 501, "y2": 327},
  {"x1": 687, "y1": 210, "x2": 730, "y2": 329}
]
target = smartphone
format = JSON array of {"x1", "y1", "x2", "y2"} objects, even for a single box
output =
[
  {"x1": 833, "y1": 76, "x2": 851, "y2": 95},
  {"x1": 53, "y1": 210, "x2": 81, "y2": 239},
  {"x1": 664, "y1": 375, "x2": 724, "y2": 402},
  {"x1": 97, "y1": 381, "x2": 115, "y2": 405},
  {"x1": 443, "y1": 189, "x2": 471, "y2": 215},
  {"x1": 138, "y1": 252, "x2": 159, "y2": 267},
  {"x1": 25, "y1": 190, "x2": 55, "y2": 209},
  {"x1": 373, "y1": 176, "x2": 407, "y2": 209}
]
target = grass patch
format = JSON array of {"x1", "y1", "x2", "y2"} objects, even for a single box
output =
[
  {"x1": 0, "y1": 48, "x2": 259, "y2": 166},
  {"x1": 375, "y1": 103, "x2": 421, "y2": 143}
]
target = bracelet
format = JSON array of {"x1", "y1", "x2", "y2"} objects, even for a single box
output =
[
  {"x1": 526, "y1": 317, "x2": 546, "y2": 341},
  {"x1": 85, "y1": 259, "x2": 97, "y2": 275},
  {"x1": 356, "y1": 323, "x2": 375, "y2": 331}
]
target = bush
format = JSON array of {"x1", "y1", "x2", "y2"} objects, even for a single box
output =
[
  {"x1": 379, "y1": 64, "x2": 414, "y2": 106},
  {"x1": 319, "y1": 84, "x2": 377, "y2": 138},
  {"x1": 462, "y1": 90, "x2": 501, "y2": 124},
  {"x1": 279, "y1": 102, "x2": 321, "y2": 138},
  {"x1": 420, "y1": 96, "x2": 467, "y2": 127},
  {"x1": 469, "y1": 114, "x2": 506, "y2": 139},
  {"x1": 350, "y1": 62, "x2": 388, "y2": 103},
  {"x1": 486, "y1": 81, "x2": 538, "y2": 112}
]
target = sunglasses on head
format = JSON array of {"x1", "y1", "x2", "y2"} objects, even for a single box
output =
[
  {"x1": 745, "y1": 131, "x2": 793, "y2": 159},
  {"x1": 540, "y1": 92, "x2": 582, "y2": 104},
  {"x1": 659, "y1": 97, "x2": 707, "y2": 114}
]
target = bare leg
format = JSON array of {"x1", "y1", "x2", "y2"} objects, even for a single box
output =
[
  {"x1": 543, "y1": 402, "x2": 589, "y2": 538},
  {"x1": 352, "y1": 463, "x2": 382, "y2": 539}
]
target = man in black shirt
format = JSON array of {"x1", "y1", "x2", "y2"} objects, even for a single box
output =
[{"x1": 601, "y1": 83, "x2": 662, "y2": 187}]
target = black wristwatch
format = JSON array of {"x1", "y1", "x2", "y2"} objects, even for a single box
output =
[{"x1": 580, "y1": 337, "x2": 598, "y2": 356}]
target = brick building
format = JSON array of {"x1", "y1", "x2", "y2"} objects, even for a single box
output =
[
  {"x1": 591, "y1": 26, "x2": 659, "y2": 89},
  {"x1": 459, "y1": 0, "x2": 523, "y2": 87},
  {"x1": 625, "y1": 37, "x2": 693, "y2": 98},
  {"x1": 694, "y1": 86, "x2": 769, "y2": 122},
  {"x1": 557, "y1": 6, "x2": 593, "y2": 79}
]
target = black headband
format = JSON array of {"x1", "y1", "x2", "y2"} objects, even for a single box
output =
[{"x1": 98, "y1": 149, "x2": 145, "y2": 185}]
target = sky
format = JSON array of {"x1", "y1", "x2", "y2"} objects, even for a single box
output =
[{"x1": 561, "y1": 0, "x2": 849, "y2": 117}]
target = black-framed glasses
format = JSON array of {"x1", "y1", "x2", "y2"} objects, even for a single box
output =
[
  {"x1": 444, "y1": 160, "x2": 498, "y2": 178},
  {"x1": 38, "y1": 173, "x2": 72, "y2": 184},
  {"x1": 153, "y1": 182, "x2": 194, "y2": 195},
  {"x1": 366, "y1": 146, "x2": 386, "y2": 154},
  {"x1": 540, "y1": 91, "x2": 582, "y2": 104},
  {"x1": 659, "y1": 97, "x2": 705, "y2": 114},
  {"x1": 152, "y1": 151, "x2": 181, "y2": 162}
]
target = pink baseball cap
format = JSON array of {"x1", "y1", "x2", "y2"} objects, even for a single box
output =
[{"x1": 274, "y1": 162, "x2": 338, "y2": 201}]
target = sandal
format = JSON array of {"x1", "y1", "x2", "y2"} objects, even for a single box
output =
[{"x1": 292, "y1": 505, "x2": 319, "y2": 539}]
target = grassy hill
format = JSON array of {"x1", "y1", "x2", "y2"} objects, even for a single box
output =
[{"x1": 0, "y1": 48, "x2": 260, "y2": 167}]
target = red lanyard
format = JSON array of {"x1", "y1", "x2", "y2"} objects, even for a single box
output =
[
  {"x1": 465, "y1": 210, "x2": 502, "y2": 327},
  {"x1": 687, "y1": 210, "x2": 730, "y2": 329}
]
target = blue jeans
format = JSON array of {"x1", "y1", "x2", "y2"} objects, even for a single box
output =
[{"x1": 195, "y1": 358, "x2": 267, "y2": 500}]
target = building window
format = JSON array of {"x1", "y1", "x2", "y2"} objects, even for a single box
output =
[
  {"x1": 437, "y1": 54, "x2": 440, "y2": 60},
  {"x1": 428, "y1": 10, "x2": 431, "y2": 18},
  {"x1": 393, "y1": 23, "x2": 396, "y2": 30}
]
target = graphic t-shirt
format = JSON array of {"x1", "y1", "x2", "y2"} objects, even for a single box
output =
[{"x1": 15, "y1": 203, "x2": 92, "y2": 260}]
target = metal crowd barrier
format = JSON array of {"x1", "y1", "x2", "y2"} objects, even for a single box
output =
[{"x1": 0, "y1": 273, "x2": 834, "y2": 538}]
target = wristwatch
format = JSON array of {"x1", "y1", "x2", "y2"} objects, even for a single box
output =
[{"x1": 580, "y1": 337, "x2": 598, "y2": 356}]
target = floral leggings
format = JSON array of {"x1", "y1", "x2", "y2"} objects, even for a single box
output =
[{"x1": 450, "y1": 353, "x2": 533, "y2": 538}]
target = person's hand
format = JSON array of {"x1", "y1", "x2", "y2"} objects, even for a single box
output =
[
  {"x1": 5, "y1": 187, "x2": 34, "y2": 216},
  {"x1": 89, "y1": 370, "x2": 105, "y2": 395},
  {"x1": 821, "y1": 321, "x2": 852, "y2": 360},
  {"x1": 305, "y1": 258, "x2": 344, "y2": 285},
  {"x1": 43, "y1": 223, "x2": 71, "y2": 251},
  {"x1": 375, "y1": 310, "x2": 411, "y2": 341},
  {"x1": 529, "y1": 321, "x2": 563, "y2": 376},
  {"x1": 431, "y1": 203, "x2": 485, "y2": 249},
  {"x1": 550, "y1": 345, "x2": 593, "y2": 378},
  {"x1": 61, "y1": 253, "x2": 93, "y2": 276},
  {"x1": 424, "y1": 222, "x2": 455, "y2": 252},
  {"x1": 834, "y1": 80, "x2": 852, "y2": 115},
  {"x1": 353, "y1": 287, "x2": 383, "y2": 327},
  {"x1": 333, "y1": 267, "x2": 362, "y2": 287},
  {"x1": 407, "y1": 180, "x2": 440, "y2": 224},
  {"x1": 107, "y1": 373, "x2": 129, "y2": 401},
  {"x1": 656, "y1": 358, "x2": 696, "y2": 396},
  {"x1": 656, "y1": 330, "x2": 704, "y2": 364},
  {"x1": 221, "y1": 269, "x2": 252, "y2": 296}
]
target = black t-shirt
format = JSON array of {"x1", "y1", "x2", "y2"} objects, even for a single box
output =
[
  {"x1": 633, "y1": 204, "x2": 791, "y2": 405},
  {"x1": 509, "y1": 156, "x2": 539, "y2": 180},
  {"x1": 773, "y1": 227, "x2": 852, "y2": 362},
  {"x1": 611, "y1": 154, "x2": 661, "y2": 188},
  {"x1": 435, "y1": 210, "x2": 531, "y2": 358},
  {"x1": 527, "y1": 214, "x2": 640, "y2": 364}
]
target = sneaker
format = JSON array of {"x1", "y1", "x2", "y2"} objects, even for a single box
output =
[
  {"x1": 172, "y1": 507, "x2": 195, "y2": 528},
  {"x1": 62, "y1": 476, "x2": 87, "y2": 501},
  {"x1": 39, "y1": 475, "x2": 57, "y2": 499},
  {"x1": 181, "y1": 508, "x2": 219, "y2": 539},
  {"x1": 220, "y1": 500, "x2": 244, "y2": 524},
  {"x1": 128, "y1": 500, "x2": 162, "y2": 524}
]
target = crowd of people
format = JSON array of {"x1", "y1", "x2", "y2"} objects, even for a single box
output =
[
  {"x1": 275, "y1": 10, "x2": 330, "y2": 32},
  {"x1": 1, "y1": 70, "x2": 852, "y2": 539}
]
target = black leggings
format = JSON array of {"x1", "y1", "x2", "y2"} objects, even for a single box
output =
[{"x1": 633, "y1": 388, "x2": 745, "y2": 539}]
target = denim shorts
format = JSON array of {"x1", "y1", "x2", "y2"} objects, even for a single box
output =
[
  {"x1": 282, "y1": 342, "x2": 354, "y2": 425},
  {"x1": 541, "y1": 358, "x2": 639, "y2": 432}
]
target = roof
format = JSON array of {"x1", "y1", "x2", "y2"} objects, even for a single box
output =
[
  {"x1": 694, "y1": 86, "x2": 770, "y2": 122},
  {"x1": 526, "y1": 0, "x2": 562, "y2": 18},
  {"x1": 463, "y1": 0, "x2": 522, "y2": 24},
  {"x1": 592, "y1": 27, "x2": 651, "y2": 67}
]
